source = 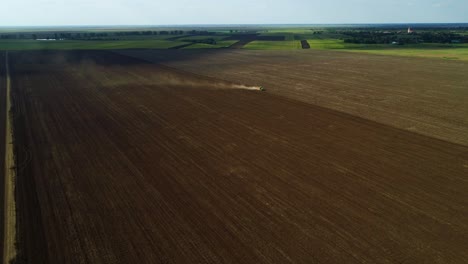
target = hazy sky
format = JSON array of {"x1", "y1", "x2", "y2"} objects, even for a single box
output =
[{"x1": 2, "y1": 0, "x2": 467, "y2": 26}]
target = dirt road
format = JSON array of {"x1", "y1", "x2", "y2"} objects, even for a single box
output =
[
  {"x1": 10, "y1": 51, "x2": 468, "y2": 263},
  {"x1": 2, "y1": 51, "x2": 16, "y2": 263},
  {"x1": 0, "y1": 52, "x2": 6, "y2": 263}
]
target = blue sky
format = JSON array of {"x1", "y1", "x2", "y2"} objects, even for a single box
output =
[{"x1": 2, "y1": 0, "x2": 467, "y2": 26}]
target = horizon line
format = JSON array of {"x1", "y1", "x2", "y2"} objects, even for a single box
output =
[{"x1": 1, "y1": 22, "x2": 468, "y2": 28}]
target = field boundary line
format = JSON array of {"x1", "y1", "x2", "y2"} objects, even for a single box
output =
[{"x1": 3, "y1": 51, "x2": 17, "y2": 263}]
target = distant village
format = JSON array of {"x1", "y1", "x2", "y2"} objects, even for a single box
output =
[{"x1": 341, "y1": 26, "x2": 466, "y2": 45}]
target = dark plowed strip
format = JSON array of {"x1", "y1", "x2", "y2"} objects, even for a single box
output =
[
  {"x1": 301, "y1": 40, "x2": 310, "y2": 49},
  {"x1": 168, "y1": 43, "x2": 194, "y2": 50},
  {"x1": 228, "y1": 40, "x2": 253, "y2": 49},
  {"x1": 165, "y1": 35, "x2": 196, "y2": 41}
]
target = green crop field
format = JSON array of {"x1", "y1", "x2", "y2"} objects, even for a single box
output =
[
  {"x1": 343, "y1": 45, "x2": 468, "y2": 61},
  {"x1": 103, "y1": 35, "x2": 181, "y2": 40},
  {"x1": 183, "y1": 40, "x2": 238, "y2": 49},
  {"x1": 178, "y1": 35, "x2": 228, "y2": 41},
  {"x1": 244, "y1": 40, "x2": 303, "y2": 50},
  {"x1": 303, "y1": 39, "x2": 468, "y2": 61},
  {"x1": 306, "y1": 39, "x2": 365, "y2": 49},
  {"x1": 0, "y1": 39, "x2": 185, "y2": 50},
  {"x1": 1, "y1": 27, "x2": 468, "y2": 60},
  {"x1": 259, "y1": 30, "x2": 344, "y2": 41}
]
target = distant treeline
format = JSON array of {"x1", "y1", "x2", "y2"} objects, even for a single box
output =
[
  {"x1": 0, "y1": 30, "x2": 215, "y2": 40},
  {"x1": 342, "y1": 31, "x2": 468, "y2": 44}
]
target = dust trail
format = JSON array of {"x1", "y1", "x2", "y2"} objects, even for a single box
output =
[
  {"x1": 146, "y1": 74, "x2": 262, "y2": 91},
  {"x1": 230, "y1": 84, "x2": 262, "y2": 91},
  {"x1": 72, "y1": 59, "x2": 263, "y2": 92}
]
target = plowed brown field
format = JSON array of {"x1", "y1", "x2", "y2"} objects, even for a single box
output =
[
  {"x1": 9, "y1": 51, "x2": 468, "y2": 263},
  {"x1": 120, "y1": 49, "x2": 468, "y2": 147}
]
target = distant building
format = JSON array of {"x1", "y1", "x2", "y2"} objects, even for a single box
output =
[{"x1": 408, "y1": 27, "x2": 414, "y2": 34}]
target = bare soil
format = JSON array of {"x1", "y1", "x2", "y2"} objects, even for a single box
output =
[
  {"x1": 227, "y1": 35, "x2": 285, "y2": 49},
  {"x1": 120, "y1": 49, "x2": 468, "y2": 146},
  {"x1": 9, "y1": 50, "x2": 468, "y2": 264}
]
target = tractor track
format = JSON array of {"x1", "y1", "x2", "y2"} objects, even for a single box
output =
[{"x1": 3, "y1": 51, "x2": 17, "y2": 264}]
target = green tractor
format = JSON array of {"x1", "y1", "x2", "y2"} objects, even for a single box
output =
[{"x1": 259, "y1": 86, "x2": 266, "y2": 91}]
